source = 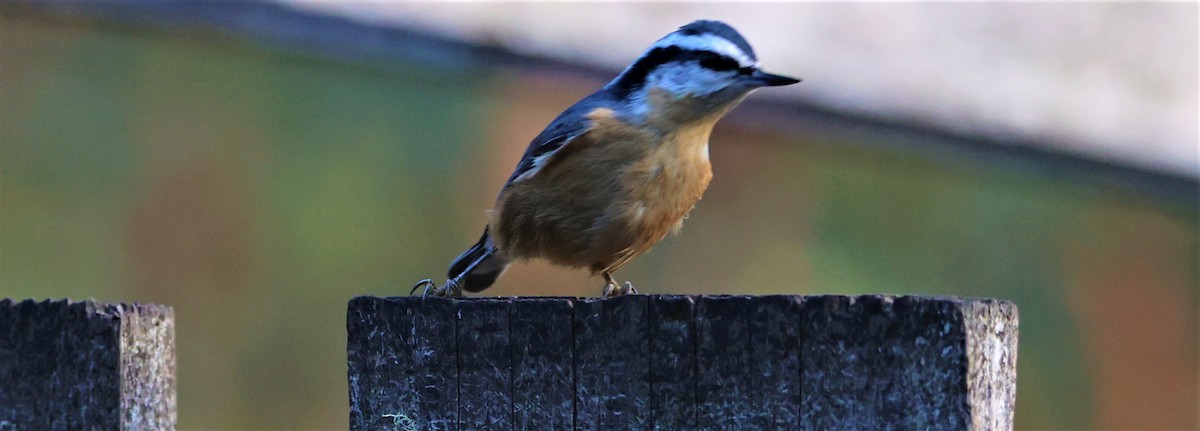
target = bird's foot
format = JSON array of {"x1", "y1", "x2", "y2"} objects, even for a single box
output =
[
  {"x1": 409, "y1": 278, "x2": 463, "y2": 298},
  {"x1": 602, "y1": 281, "x2": 638, "y2": 297}
]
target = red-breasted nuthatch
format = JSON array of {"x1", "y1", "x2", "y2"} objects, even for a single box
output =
[{"x1": 413, "y1": 20, "x2": 799, "y2": 297}]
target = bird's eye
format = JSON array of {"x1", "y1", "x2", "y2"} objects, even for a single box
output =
[{"x1": 737, "y1": 66, "x2": 755, "y2": 75}]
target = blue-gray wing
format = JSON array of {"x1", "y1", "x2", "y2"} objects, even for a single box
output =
[{"x1": 505, "y1": 91, "x2": 614, "y2": 184}]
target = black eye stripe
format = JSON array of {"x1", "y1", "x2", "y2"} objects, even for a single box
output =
[
  {"x1": 674, "y1": 49, "x2": 742, "y2": 72},
  {"x1": 611, "y1": 47, "x2": 744, "y2": 97},
  {"x1": 698, "y1": 53, "x2": 740, "y2": 72}
]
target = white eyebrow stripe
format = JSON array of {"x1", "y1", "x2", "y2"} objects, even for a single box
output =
[{"x1": 653, "y1": 33, "x2": 757, "y2": 68}]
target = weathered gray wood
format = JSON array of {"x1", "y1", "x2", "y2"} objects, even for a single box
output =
[
  {"x1": 696, "y1": 295, "x2": 802, "y2": 430},
  {"x1": 0, "y1": 298, "x2": 176, "y2": 430},
  {"x1": 347, "y1": 296, "x2": 456, "y2": 431},
  {"x1": 510, "y1": 298, "x2": 574, "y2": 430},
  {"x1": 799, "y1": 295, "x2": 1018, "y2": 430},
  {"x1": 647, "y1": 295, "x2": 696, "y2": 430},
  {"x1": 964, "y1": 299, "x2": 1019, "y2": 431},
  {"x1": 456, "y1": 298, "x2": 513, "y2": 431},
  {"x1": 347, "y1": 295, "x2": 1018, "y2": 430},
  {"x1": 573, "y1": 295, "x2": 650, "y2": 430}
]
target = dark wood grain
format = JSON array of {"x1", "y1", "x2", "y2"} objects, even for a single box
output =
[
  {"x1": 647, "y1": 295, "x2": 696, "y2": 430},
  {"x1": 0, "y1": 299, "x2": 176, "y2": 430},
  {"x1": 573, "y1": 295, "x2": 651, "y2": 430},
  {"x1": 456, "y1": 298, "x2": 513, "y2": 431},
  {"x1": 509, "y1": 298, "x2": 575, "y2": 430},
  {"x1": 347, "y1": 296, "x2": 457, "y2": 431},
  {"x1": 347, "y1": 295, "x2": 1018, "y2": 430},
  {"x1": 798, "y1": 295, "x2": 995, "y2": 430},
  {"x1": 695, "y1": 295, "x2": 802, "y2": 431}
]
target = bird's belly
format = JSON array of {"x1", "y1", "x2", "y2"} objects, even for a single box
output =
[{"x1": 492, "y1": 135, "x2": 712, "y2": 273}]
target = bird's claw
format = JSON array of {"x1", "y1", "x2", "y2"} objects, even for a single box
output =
[
  {"x1": 602, "y1": 281, "x2": 638, "y2": 297},
  {"x1": 410, "y1": 279, "x2": 436, "y2": 296},
  {"x1": 409, "y1": 278, "x2": 463, "y2": 298}
]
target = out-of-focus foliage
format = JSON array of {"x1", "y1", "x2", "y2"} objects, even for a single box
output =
[{"x1": 1, "y1": 14, "x2": 1196, "y2": 430}]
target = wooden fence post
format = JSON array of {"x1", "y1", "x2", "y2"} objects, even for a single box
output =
[
  {"x1": 0, "y1": 299, "x2": 176, "y2": 430},
  {"x1": 346, "y1": 295, "x2": 1017, "y2": 431}
]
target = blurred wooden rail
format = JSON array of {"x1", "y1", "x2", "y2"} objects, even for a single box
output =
[{"x1": 347, "y1": 295, "x2": 1018, "y2": 430}]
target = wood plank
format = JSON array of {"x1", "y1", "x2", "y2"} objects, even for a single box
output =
[
  {"x1": 347, "y1": 296, "x2": 457, "y2": 431},
  {"x1": 345, "y1": 294, "x2": 1018, "y2": 430},
  {"x1": 456, "y1": 298, "x2": 514, "y2": 431},
  {"x1": 509, "y1": 298, "x2": 574, "y2": 430},
  {"x1": 695, "y1": 295, "x2": 802, "y2": 430},
  {"x1": 647, "y1": 295, "x2": 697, "y2": 430},
  {"x1": 0, "y1": 299, "x2": 176, "y2": 430},
  {"x1": 573, "y1": 295, "x2": 651, "y2": 430},
  {"x1": 798, "y1": 295, "x2": 1005, "y2": 430}
]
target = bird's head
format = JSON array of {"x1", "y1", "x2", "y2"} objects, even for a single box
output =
[{"x1": 606, "y1": 20, "x2": 800, "y2": 124}]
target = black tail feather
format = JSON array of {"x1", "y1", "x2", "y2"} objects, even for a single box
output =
[{"x1": 448, "y1": 227, "x2": 510, "y2": 293}]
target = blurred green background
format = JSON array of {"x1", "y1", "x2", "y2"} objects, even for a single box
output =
[{"x1": 1, "y1": 4, "x2": 1197, "y2": 430}]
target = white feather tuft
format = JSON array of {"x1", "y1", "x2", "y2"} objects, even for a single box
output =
[{"x1": 653, "y1": 33, "x2": 757, "y2": 68}]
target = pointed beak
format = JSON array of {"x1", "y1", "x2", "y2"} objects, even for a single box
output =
[{"x1": 748, "y1": 69, "x2": 801, "y2": 87}]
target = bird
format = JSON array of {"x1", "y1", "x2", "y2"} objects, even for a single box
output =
[{"x1": 412, "y1": 19, "x2": 799, "y2": 297}]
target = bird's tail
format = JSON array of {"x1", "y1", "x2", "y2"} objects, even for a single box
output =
[{"x1": 448, "y1": 227, "x2": 511, "y2": 293}]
